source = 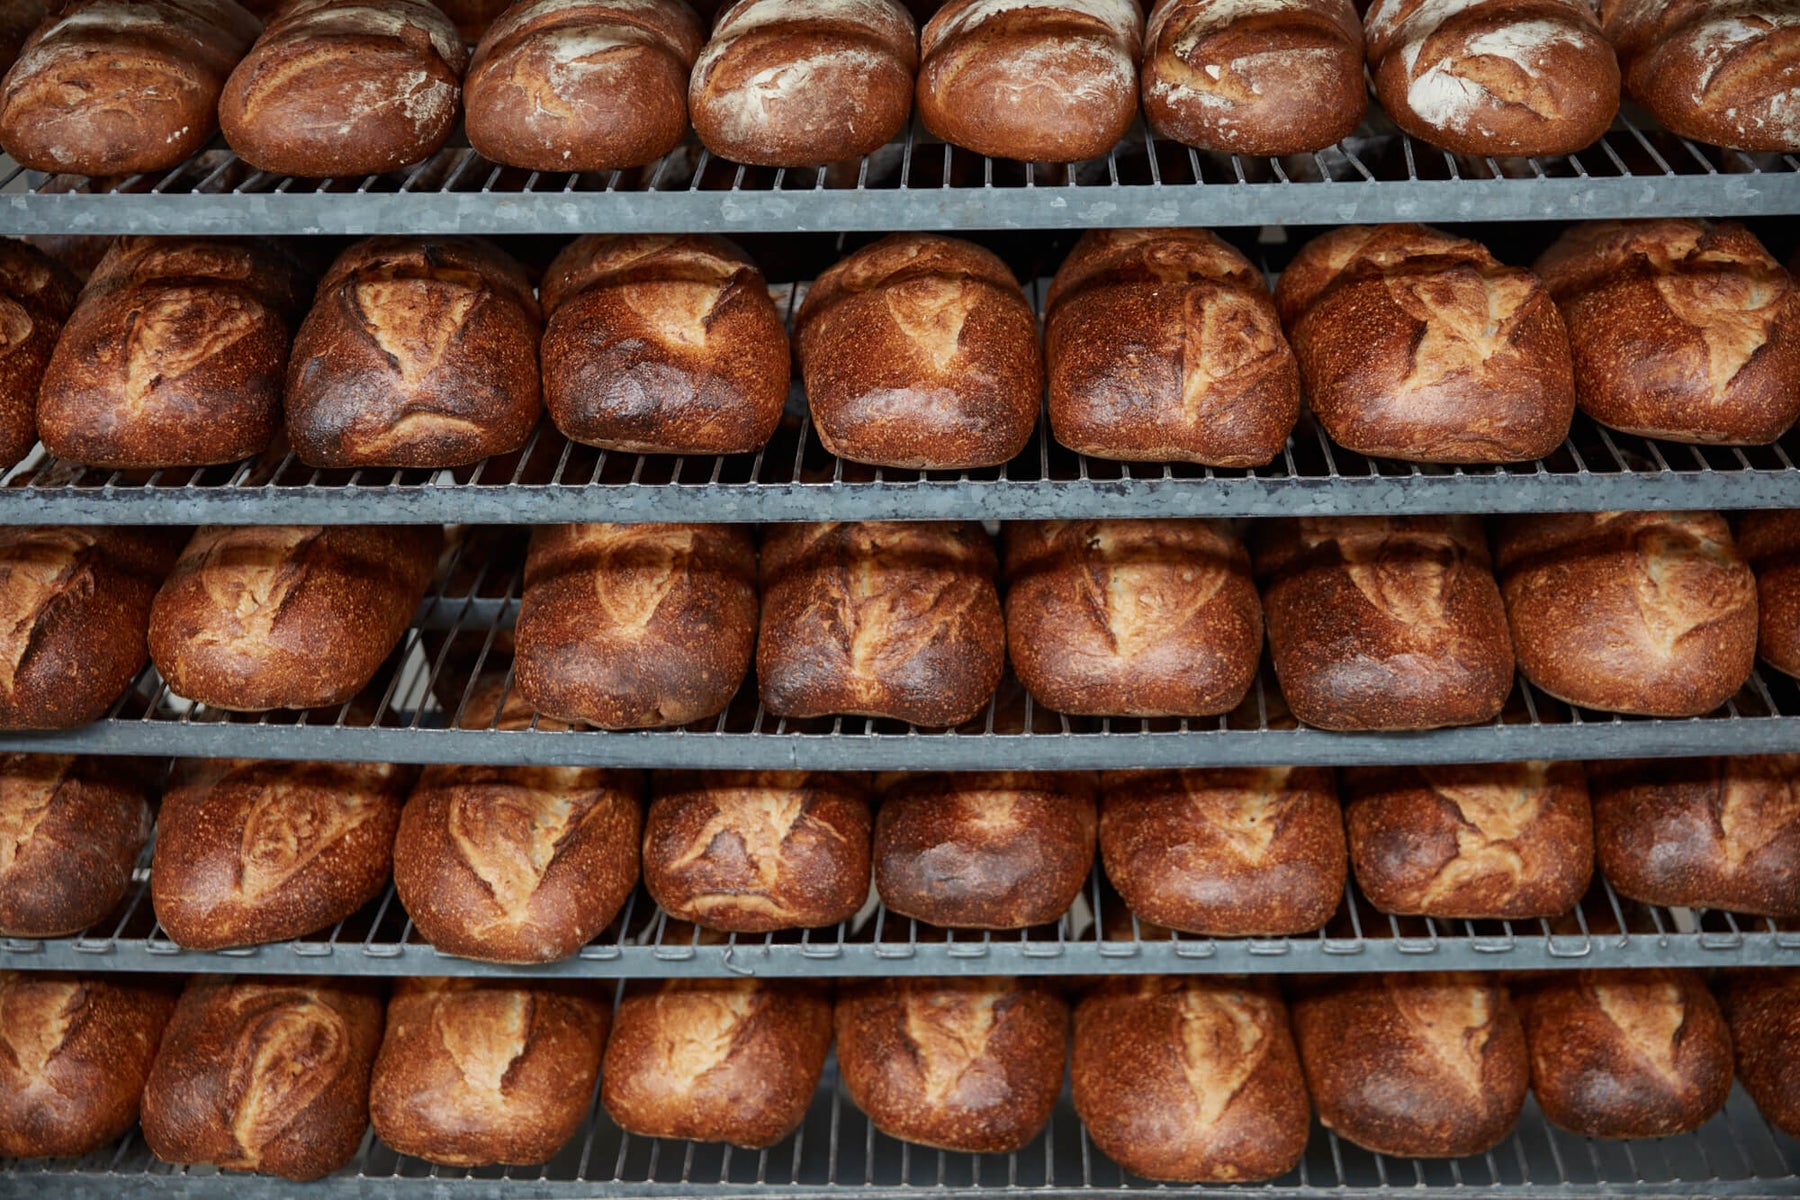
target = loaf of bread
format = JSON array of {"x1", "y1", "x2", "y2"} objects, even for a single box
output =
[
  {"x1": 1589, "y1": 755, "x2": 1800, "y2": 917},
  {"x1": 1073, "y1": 977, "x2": 1309, "y2": 1183},
  {"x1": 1004, "y1": 519, "x2": 1262, "y2": 718},
  {"x1": 644, "y1": 771, "x2": 871, "y2": 932},
  {"x1": 837, "y1": 977, "x2": 1065, "y2": 1153},
  {"x1": 1517, "y1": 968, "x2": 1733, "y2": 1139},
  {"x1": 1254, "y1": 516, "x2": 1515, "y2": 731},
  {"x1": 148, "y1": 524, "x2": 443, "y2": 712},
  {"x1": 394, "y1": 684, "x2": 643, "y2": 963},
  {"x1": 1535, "y1": 220, "x2": 1800, "y2": 445},
  {"x1": 1738, "y1": 509, "x2": 1800, "y2": 678},
  {"x1": 1141, "y1": 0, "x2": 1365, "y2": 155},
  {"x1": 1718, "y1": 969, "x2": 1800, "y2": 1138},
  {"x1": 916, "y1": 0, "x2": 1140, "y2": 161},
  {"x1": 1291, "y1": 973, "x2": 1528, "y2": 1158},
  {"x1": 0, "y1": 754, "x2": 149, "y2": 937},
  {"x1": 516, "y1": 523, "x2": 757, "y2": 729},
  {"x1": 874, "y1": 771, "x2": 1095, "y2": 929},
  {"x1": 38, "y1": 238, "x2": 304, "y2": 469},
  {"x1": 1274, "y1": 224, "x2": 1576, "y2": 463},
  {"x1": 1601, "y1": 0, "x2": 1800, "y2": 153},
  {"x1": 1340, "y1": 761, "x2": 1593, "y2": 920},
  {"x1": 285, "y1": 237, "x2": 542, "y2": 468},
  {"x1": 151, "y1": 758, "x2": 414, "y2": 949},
  {"x1": 688, "y1": 0, "x2": 918, "y2": 167},
  {"x1": 538, "y1": 235, "x2": 788, "y2": 455},
  {"x1": 1364, "y1": 0, "x2": 1619, "y2": 157},
  {"x1": 0, "y1": 240, "x2": 77, "y2": 468},
  {"x1": 219, "y1": 0, "x2": 466, "y2": 178},
  {"x1": 758, "y1": 522, "x2": 1004, "y2": 726},
  {"x1": 795, "y1": 234, "x2": 1041, "y2": 470},
  {"x1": 0, "y1": 973, "x2": 177, "y2": 1159},
  {"x1": 1045, "y1": 228, "x2": 1299, "y2": 467},
  {"x1": 141, "y1": 976, "x2": 383, "y2": 1181},
  {"x1": 370, "y1": 978, "x2": 609, "y2": 1167},
  {"x1": 0, "y1": 526, "x2": 186, "y2": 729},
  {"x1": 0, "y1": 0, "x2": 261, "y2": 176},
  {"x1": 602, "y1": 978, "x2": 832, "y2": 1148},
  {"x1": 466, "y1": 0, "x2": 703, "y2": 172},
  {"x1": 1495, "y1": 510, "x2": 1757, "y2": 716},
  {"x1": 1099, "y1": 767, "x2": 1344, "y2": 936}
]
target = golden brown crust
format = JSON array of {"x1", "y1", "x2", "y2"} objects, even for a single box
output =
[
  {"x1": 1254, "y1": 515, "x2": 1515, "y2": 731},
  {"x1": 539, "y1": 235, "x2": 789, "y2": 455},
  {"x1": 1073, "y1": 976, "x2": 1309, "y2": 1183},
  {"x1": 141, "y1": 976, "x2": 384, "y2": 1182},
  {"x1": 1004, "y1": 519, "x2": 1262, "y2": 717},
  {"x1": 516, "y1": 523, "x2": 758, "y2": 730},
  {"x1": 150, "y1": 757, "x2": 415, "y2": 949},
  {"x1": 1098, "y1": 767, "x2": 1345, "y2": 936},
  {"x1": 1340, "y1": 760, "x2": 1593, "y2": 920},
  {"x1": 1517, "y1": 968, "x2": 1733, "y2": 1139},
  {"x1": 1495, "y1": 510, "x2": 1758, "y2": 717},
  {"x1": 1275, "y1": 224, "x2": 1576, "y2": 463},
  {"x1": 38, "y1": 237, "x2": 303, "y2": 469},
  {"x1": 1535, "y1": 220, "x2": 1800, "y2": 444},
  {"x1": 795, "y1": 234, "x2": 1042, "y2": 470},
  {"x1": 285, "y1": 236, "x2": 542, "y2": 468},
  {"x1": 0, "y1": 239, "x2": 77, "y2": 467},
  {"x1": 600, "y1": 978, "x2": 832, "y2": 1148},
  {"x1": 1045, "y1": 228, "x2": 1298, "y2": 466},
  {"x1": 369, "y1": 978, "x2": 610, "y2": 1167},
  {"x1": 148, "y1": 524, "x2": 443, "y2": 712},
  {"x1": 1741, "y1": 508, "x2": 1800, "y2": 678},
  {"x1": 0, "y1": 754, "x2": 149, "y2": 937},
  {"x1": 874, "y1": 771, "x2": 1096, "y2": 929},
  {"x1": 1718, "y1": 968, "x2": 1800, "y2": 1138},
  {"x1": 836, "y1": 977, "x2": 1066, "y2": 1154},
  {"x1": 1292, "y1": 972, "x2": 1528, "y2": 1158},
  {"x1": 1588, "y1": 755, "x2": 1800, "y2": 918},
  {"x1": 757, "y1": 522, "x2": 1004, "y2": 726},
  {"x1": 644, "y1": 770, "x2": 871, "y2": 933}
]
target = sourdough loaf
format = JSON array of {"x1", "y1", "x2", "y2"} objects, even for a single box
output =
[
  {"x1": 0, "y1": 754, "x2": 150, "y2": 937},
  {"x1": 1738, "y1": 509, "x2": 1800, "y2": 678},
  {"x1": 1718, "y1": 969, "x2": 1800, "y2": 1138},
  {"x1": 539, "y1": 235, "x2": 789, "y2": 455},
  {"x1": 0, "y1": 239, "x2": 77, "y2": 467},
  {"x1": 285, "y1": 236, "x2": 542, "y2": 468},
  {"x1": 1045, "y1": 228, "x2": 1299, "y2": 466}
]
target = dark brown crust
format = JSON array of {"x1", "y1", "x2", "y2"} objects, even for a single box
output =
[
  {"x1": 1740, "y1": 509, "x2": 1800, "y2": 679},
  {"x1": 141, "y1": 976, "x2": 384, "y2": 1182},
  {"x1": 601, "y1": 978, "x2": 832, "y2": 1148},
  {"x1": 1072, "y1": 976, "x2": 1310, "y2": 1183},
  {"x1": 515, "y1": 523, "x2": 758, "y2": 730},
  {"x1": 1253, "y1": 515, "x2": 1516, "y2": 731},
  {"x1": 0, "y1": 240, "x2": 77, "y2": 467},
  {"x1": 1718, "y1": 969, "x2": 1800, "y2": 1138},
  {"x1": 1340, "y1": 760, "x2": 1594, "y2": 920},
  {"x1": 644, "y1": 770, "x2": 871, "y2": 933},
  {"x1": 873, "y1": 771, "x2": 1096, "y2": 930},
  {"x1": 836, "y1": 977, "x2": 1067, "y2": 1153},
  {"x1": 285, "y1": 236, "x2": 543, "y2": 469},
  {"x1": 1098, "y1": 767, "x2": 1345, "y2": 936},
  {"x1": 1494, "y1": 510, "x2": 1758, "y2": 717},
  {"x1": 369, "y1": 978, "x2": 610, "y2": 1167},
  {"x1": 1588, "y1": 755, "x2": 1800, "y2": 918},
  {"x1": 1004, "y1": 519, "x2": 1262, "y2": 717},
  {"x1": 757, "y1": 522, "x2": 1004, "y2": 726},
  {"x1": 0, "y1": 754, "x2": 150, "y2": 937},
  {"x1": 1517, "y1": 968, "x2": 1733, "y2": 1139}
]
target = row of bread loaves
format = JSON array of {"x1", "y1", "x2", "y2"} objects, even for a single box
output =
[{"x1": 5, "y1": 967, "x2": 1799, "y2": 1180}]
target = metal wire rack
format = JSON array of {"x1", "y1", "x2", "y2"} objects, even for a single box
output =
[
  {"x1": 3, "y1": 1067, "x2": 1796, "y2": 1199},
  {"x1": 4, "y1": 104, "x2": 1797, "y2": 235}
]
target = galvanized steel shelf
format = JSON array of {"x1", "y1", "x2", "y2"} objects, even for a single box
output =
[{"x1": 4, "y1": 107, "x2": 1798, "y2": 236}]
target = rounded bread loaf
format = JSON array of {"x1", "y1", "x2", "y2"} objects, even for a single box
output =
[
  {"x1": 0, "y1": 754, "x2": 150, "y2": 937},
  {"x1": 1045, "y1": 228, "x2": 1299, "y2": 467},
  {"x1": 687, "y1": 0, "x2": 918, "y2": 167},
  {"x1": 795, "y1": 233, "x2": 1042, "y2": 470},
  {"x1": 466, "y1": 0, "x2": 704, "y2": 172},
  {"x1": 0, "y1": 239, "x2": 78, "y2": 468},
  {"x1": 539, "y1": 234, "x2": 789, "y2": 455},
  {"x1": 1737, "y1": 509, "x2": 1800, "y2": 678},
  {"x1": 1718, "y1": 969, "x2": 1800, "y2": 1138},
  {"x1": 1140, "y1": 0, "x2": 1366, "y2": 155},
  {"x1": 1494, "y1": 510, "x2": 1758, "y2": 716},
  {"x1": 916, "y1": 0, "x2": 1142, "y2": 162}
]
